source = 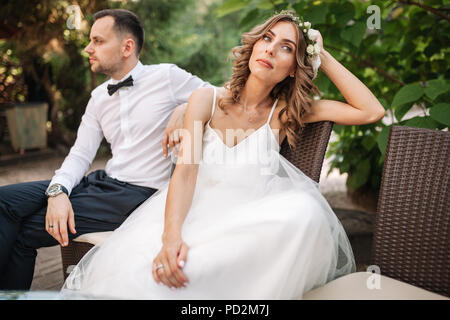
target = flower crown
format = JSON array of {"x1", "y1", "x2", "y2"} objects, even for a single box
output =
[{"x1": 278, "y1": 10, "x2": 321, "y2": 58}]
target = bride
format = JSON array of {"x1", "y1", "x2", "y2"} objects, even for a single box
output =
[{"x1": 62, "y1": 10, "x2": 385, "y2": 299}]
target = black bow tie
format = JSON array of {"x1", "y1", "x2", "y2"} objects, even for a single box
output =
[{"x1": 107, "y1": 75, "x2": 134, "y2": 96}]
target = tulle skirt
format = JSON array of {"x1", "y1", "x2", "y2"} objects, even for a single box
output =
[{"x1": 61, "y1": 152, "x2": 356, "y2": 299}]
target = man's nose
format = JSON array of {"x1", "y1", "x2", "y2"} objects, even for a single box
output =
[{"x1": 84, "y1": 42, "x2": 93, "y2": 53}]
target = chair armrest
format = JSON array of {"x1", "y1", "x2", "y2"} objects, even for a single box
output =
[
  {"x1": 72, "y1": 231, "x2": 113, "y2": 246},
  {"x1": 303, "y1": 272, "x2": 449, "y2": 300}
]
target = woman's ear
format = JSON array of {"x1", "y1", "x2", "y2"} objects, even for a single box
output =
[
  {"x1": 289, "y1": 63, "x2": 297, "y2": 78},
  {"x1": 289, "y1": 68, "x2": 296, "y2": 78}
]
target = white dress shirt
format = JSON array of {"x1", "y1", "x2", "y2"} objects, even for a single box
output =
[{"x1": 50, "y1": 61, "x2": 210, "y2": 195}]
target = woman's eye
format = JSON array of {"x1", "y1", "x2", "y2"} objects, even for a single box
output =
[
  {"x1": 282, "y1": 46, "x2": 292, "y2": 52},
  {"x1": 263, "y1": 35, "x2": 271, "y2": 41}
]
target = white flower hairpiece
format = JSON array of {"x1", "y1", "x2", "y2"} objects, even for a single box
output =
[{"x1": 278, "y1": 10, "x2": 321, "y2": 79}]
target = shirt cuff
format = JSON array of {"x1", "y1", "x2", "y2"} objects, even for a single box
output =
[
  {"x1": 49, "y1": 176, "x2": 74, "y2": 196},
  {"x1": 60, "y1": 185, "x2": 69, "y2": 196}
]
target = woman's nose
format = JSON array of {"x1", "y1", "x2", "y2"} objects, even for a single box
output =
[{"x1": 265, "y1": 43, "x2": 275, "y2": 56}]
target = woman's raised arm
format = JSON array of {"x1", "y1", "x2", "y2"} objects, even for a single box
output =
[{"x1": 303, "y1": 34, "x2": 386, "y2": 125}]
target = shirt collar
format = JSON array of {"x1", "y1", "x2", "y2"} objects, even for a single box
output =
[{"x1": 109, "y1": 60, "x2": 144, "y2": 85}]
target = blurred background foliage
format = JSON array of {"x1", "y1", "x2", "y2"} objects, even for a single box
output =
[
  {"x1": 0, "y1": 0, "x2": 240, "y2": 145},
  {"x1": 0, "y1": 0, "x2": 449, "y2": 202}
]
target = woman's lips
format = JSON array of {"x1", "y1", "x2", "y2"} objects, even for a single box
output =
[{"x1": 257, "y1": 59, "x2": 273, "y2": 69}]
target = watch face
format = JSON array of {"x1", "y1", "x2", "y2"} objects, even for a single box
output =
[{"x1": 47, "y1": 184, "x2": 62, "y2": 195}]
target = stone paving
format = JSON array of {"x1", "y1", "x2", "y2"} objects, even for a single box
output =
[{"x1": 0, "y1": 132, "x2": 375, "y2": 291}]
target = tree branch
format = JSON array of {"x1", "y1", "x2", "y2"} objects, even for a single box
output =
[{"x1": 398, "y1": 0, "x2": 450, "y2": 22}]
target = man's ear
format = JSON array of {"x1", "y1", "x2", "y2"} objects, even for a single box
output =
[{"x1": 122, "y1": 37, "x2": 136, "y2": 58}]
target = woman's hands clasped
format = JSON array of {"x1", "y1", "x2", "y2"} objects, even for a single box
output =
[{"x1": 152, "y1": 234, "x2": 190, "y2": 289}]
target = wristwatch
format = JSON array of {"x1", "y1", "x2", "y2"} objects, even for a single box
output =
[{"x1": 45, "y1": 183, "x2": 68, "y2": 197}]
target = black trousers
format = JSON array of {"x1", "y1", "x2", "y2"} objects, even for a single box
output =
[{"x1": 0, "y1": 170, "x2": 157, "y2": 290}]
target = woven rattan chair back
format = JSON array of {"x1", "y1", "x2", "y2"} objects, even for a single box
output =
[
  {"x1": 280, "y1": 121, "x2": 334, "y2": 183},
  {"x1": 371, "y1": 125, "x2": 449, "y2": 297}
]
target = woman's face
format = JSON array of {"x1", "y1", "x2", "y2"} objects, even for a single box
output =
[{"x1": 249, "y1": 21, "x2": 298, "y2": 84}]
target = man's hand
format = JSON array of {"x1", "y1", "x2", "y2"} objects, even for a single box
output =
[
  {"x1": 162, "y1": 103, "x2": 187, "y2": 158},
  {"x1": 46, "y1": 193, "x2": 76, "y2": 247}
]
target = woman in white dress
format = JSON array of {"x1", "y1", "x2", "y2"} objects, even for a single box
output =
[{"x1": 62, "y1": 11, "x2": 385, "y2": 299}]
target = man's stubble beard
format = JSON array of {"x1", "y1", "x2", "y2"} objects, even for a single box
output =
[{"x1": 92, "y1": 60, "x2": 122, "y2": 78}]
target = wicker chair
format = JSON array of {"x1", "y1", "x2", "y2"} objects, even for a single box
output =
[
  {"x1": 304, "y1": 125, "x2": 449, "y2": 299},
  {"x1": 60, "y1": 121, "x2": 335, "y2": 280}
]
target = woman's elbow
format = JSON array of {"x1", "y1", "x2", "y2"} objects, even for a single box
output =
[
  {"x1": 376, "y1": 106, "x2": 386, "y2": 122},
  {"x1": 368, "y1": 104, "x2": 386, "y2": 123}
]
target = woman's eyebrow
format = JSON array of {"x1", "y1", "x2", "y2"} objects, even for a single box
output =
[{"x1": 268, "y1": 29, "x2": 297, "y2": 47}]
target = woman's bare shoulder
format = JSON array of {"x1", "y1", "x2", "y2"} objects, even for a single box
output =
[
  {"x1": 215, "y1": 86, "x2": 231, "y2": 100},
  {"x1": 190, "y1": 86, "x2": 215, "y2": 101},
  {"x1": 185, "y1": 87, "x2": 216, "y2": 122}
]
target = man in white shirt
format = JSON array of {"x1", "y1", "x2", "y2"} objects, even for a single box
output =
[{"x1": 0, "y1": 9, "x2": 210, "y2": 290}]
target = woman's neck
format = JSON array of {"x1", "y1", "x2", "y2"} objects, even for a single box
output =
[{"x1": 240, "y1": 75, "x2": 275, "y2": 109}]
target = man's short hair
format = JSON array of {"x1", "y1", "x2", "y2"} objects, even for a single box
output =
[{"x1": 94, "y1": 9, "x2": 144, "y2": 55}]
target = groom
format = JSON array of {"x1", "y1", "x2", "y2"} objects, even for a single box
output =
[{"x1": 0, "y1": 9, "x2": 210, "y2": 290}]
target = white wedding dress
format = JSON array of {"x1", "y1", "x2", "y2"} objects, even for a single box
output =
[{"x1": 61, "y1": 87, "x2": 356, "y2": 299}]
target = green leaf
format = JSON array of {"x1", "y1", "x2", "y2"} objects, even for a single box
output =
[
  {"x1": 429, "y1": 103, "x2": 450, "y2": 127},
  {"x1": 378, "y1": 97, "x2": 389, "y2": 110},
  {"x1": 256, "y1": 0, "x2": 276, "y2": 10},
  {"x1": 332, "y1": 124, "x2": 345, "y2": 134},
  {"x1": 347, "y1": 158, "x2": 371, "y2": 190},
  {"x1": 238, "y1": 8, "x2": 262, "y2": 31},
  {"x1": 323, "y1": 26, "x2": 343, "y2": 48},
  {"x1": 330, "y1": 2, "x2": 355, "y2": 28},
  {"x1": 376, "y1": 126, "x2": 391, "y2": 156},
  {"x1": 424, "y1": 41, "x2": 441, "y2": 57},
  {"x1": 304, "y1": 4, "x2": 328, "y2": 25},
  {"x1": 361, "y1": 135, "x2": 376, "y2": 151},
  {"x1": 425, "y1": 79, "x2": 450, "y2": 101},
  {"x1": 216, "y1": 0, "x2": 251, "y2": 18},
  {"x1": 341, "y1": 161, "x2": 350, "y2": 173},
  {"x1": 394, "y1": 103, "x2": 414, "y2": 122},
  {"x1": 314, "y1": 72, "x2": 331, "y2": 93},
  {"x1": 340, "y1": 21, "x2": 366, "y2": 47},
  {"x1": 391, "y1": 83, "x2": 424, "y2": 109},
  {"x1": 402, "y1": 116, "x2": 440, "y2": 129}
]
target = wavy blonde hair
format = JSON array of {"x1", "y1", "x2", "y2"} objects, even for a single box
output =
[{"x1": 219, "y1": 11, "x2": 321, "y2": 148}]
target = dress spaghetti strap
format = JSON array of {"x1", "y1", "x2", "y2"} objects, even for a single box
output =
[
  {"x1": 207, "y1": 87, "x2": 217, "y2": 126},
  {"x1": 266, "y1": 98, "x2": 279, "y2": 125}
]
